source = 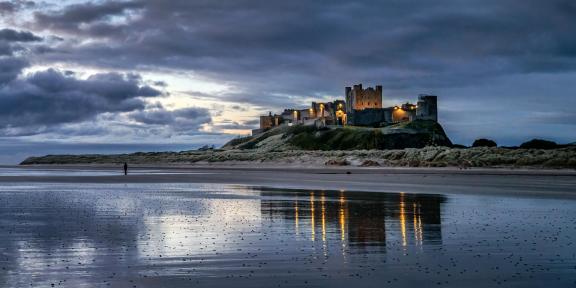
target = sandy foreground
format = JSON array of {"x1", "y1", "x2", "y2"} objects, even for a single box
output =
[
  {"x1": 1, "y1": 165, "x2": 576, "y2": 287},
  {"x1": 2, "y1": 165, "x2": 575, "y2": 198}
]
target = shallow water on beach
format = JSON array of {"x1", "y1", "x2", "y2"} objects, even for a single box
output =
[
  {"x1": 0, "y1": 167, "x2": 217, "y2": 176},
  {"x1": 0, "y1": 183, "x2": 575, "y2": 287}
]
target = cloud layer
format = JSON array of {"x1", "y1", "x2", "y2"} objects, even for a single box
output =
[
  {"x1": 0, "y1": 68, "x2": 162, "y2": 135},
  {"x1": 0, "y1": 0, "x2": 574, "y2": 163},
  {"x1": 32, "y1": 0, "x2": 576, "y2": 87},
  {"x1": 0, "y1": 24, "x2": 214, "y2": 142}
]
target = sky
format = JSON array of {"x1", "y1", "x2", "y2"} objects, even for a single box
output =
[{"x1": 0, "y1": 0, "x2": 575, "y2": 164}]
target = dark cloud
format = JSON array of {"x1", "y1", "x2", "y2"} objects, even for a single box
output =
[
  {"x1": 0, "y1": 57, "x2": 29, "y2": 84},
  {"x1": 0, "y1": 29, "x2": 42, "y2": 42},
  {"x1": 230, "y1": 105, "x2": 248, "y2": 112},
  {"x1": 0, "y1": 0, "x2": 34, "y2": 14},
  {"x1": 0, "y1": 68, "x2": 162, "y2": 135},
  {"x1": 129, "y1": 107, "x2": 212, "y2": 133},
  {"x1": 33, "y1": 0, "x2": 576, "y2": 78},
  {"x1": 214, "y1": 119, "x2": 259, "y2": 130},
  {"x1": 0, "y1": 29, "x2": 42, "y2": 56},
  {"x1": 33, "y1": 0, "x2": 143, "y2": 34},
  {"x1": 0, "y1": 43, "x2": 13, "y2": 56},
  {"x1": 0, "y1": 1, "x2": 16, "y2": 14}
]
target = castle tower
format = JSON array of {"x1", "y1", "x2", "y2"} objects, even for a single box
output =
[
  {"x1": 345, "y1": 84, "x2": 383, "y2": 115},
  {"x1": 416, "y1": 95, "x2": 438, "y2": 121}
]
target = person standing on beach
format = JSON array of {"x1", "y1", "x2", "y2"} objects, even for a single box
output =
[{"x1": 123, "y1": 162, "x2": 128, "y2": 175}]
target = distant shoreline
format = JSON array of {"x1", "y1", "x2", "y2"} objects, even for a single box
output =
[{"x1": 18, "y1": 146, "x2": 576, "y2": 170}]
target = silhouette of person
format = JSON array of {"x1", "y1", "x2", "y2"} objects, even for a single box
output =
[{"x1": 123, "y1": 162, "x2": 128, "y2": 175}]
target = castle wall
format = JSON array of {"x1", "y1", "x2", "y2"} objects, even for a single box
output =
[
  {"x1": 392, "y1": 108, "x2": 410, "y2": 122},
  {"x1": 392, "y1": 105, "x2": 417, "y2": 122},
  {"x1": 349, "y1": 108, "x2": 391, "y2": 127},
  {"x1": 260, "y1": 112, "x2": 285, "y2": 129}
]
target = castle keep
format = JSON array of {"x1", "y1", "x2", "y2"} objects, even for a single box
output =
[
  {"x1": 253, "y1": 84, "x2": 438, "y2": 135},
  {"x1": 345, "y1": 84, "x2": 383, "y2": 111}
]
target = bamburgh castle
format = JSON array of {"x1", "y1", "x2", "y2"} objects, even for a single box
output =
[{"x1": 253, "y1": 84, "x2": 438, "y2": 135}]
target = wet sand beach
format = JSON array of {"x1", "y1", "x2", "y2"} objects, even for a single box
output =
[
  {"x1": 1, "y1": 165, "x2": 576, "y2": 198},
  {"x1": 0, "y1": 166, "x2": 575, "y2": 287}
]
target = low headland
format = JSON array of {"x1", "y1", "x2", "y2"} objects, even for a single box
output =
[{"x1": 20, "y1": 120, "x2": 576, "y2": 170}]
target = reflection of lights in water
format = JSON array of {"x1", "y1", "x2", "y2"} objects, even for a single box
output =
[
  {"x1": 339, "y1": 191, "x2": 347, "y2": 261},
  {"x1": 321, "y1": 192, "x2": 327, "y2": 256},
  {"x1": 413, "y1": 203, "x2": 419, "y2": 244},
  {"x1": 294, "y1": 199, "x2": 299, "y2": 236},
  {"x1": 310, "y1": 192, "x2": 315, "y2": 241},
  {"x1": 321, "y1": 193, "x2": 326, "y2": 243},
  {"x1": 413, "y1": 203, "x2": 423, "y2": 246},
  {"x1": 400, "y1": 193, "x2": 407, "y2": 247},
  {"x1": 418, "y1": 215, "x2": 423, "y2": 246},
  {"x1": 339, "y1": 193, "x2": 346, "y2": 243}
]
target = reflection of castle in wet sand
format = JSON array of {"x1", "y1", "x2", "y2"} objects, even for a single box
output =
[{"x1": 260, "y1": 190, "x2": 445, "y2": 248}]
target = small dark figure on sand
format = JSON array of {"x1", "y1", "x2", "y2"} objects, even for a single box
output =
[{"x1": 123, "y1": 162, "x2": 128, "y2": 175}]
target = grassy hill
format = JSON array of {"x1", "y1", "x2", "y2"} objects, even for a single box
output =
[{"x1": 223, "y1": 120, "x2": 452, "y2": 151}]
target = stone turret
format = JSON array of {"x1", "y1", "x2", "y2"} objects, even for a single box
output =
[{"x1": 416, "y1": 95, "x2": 438, "y2": 121}]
